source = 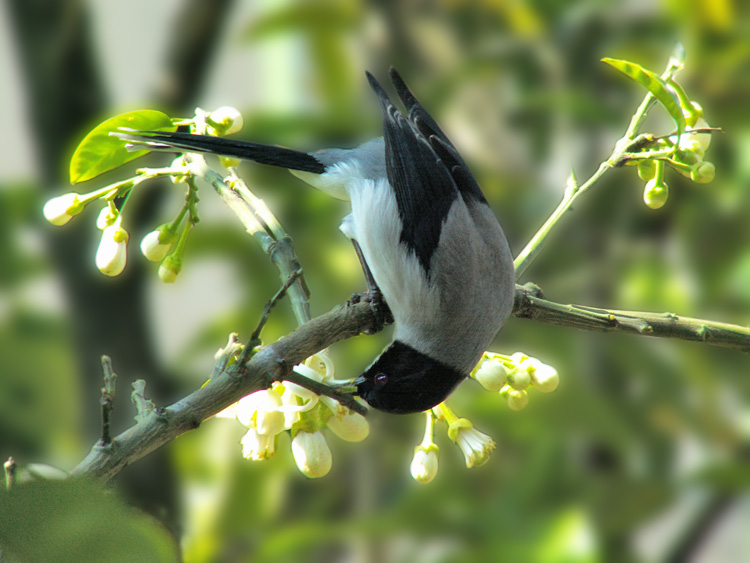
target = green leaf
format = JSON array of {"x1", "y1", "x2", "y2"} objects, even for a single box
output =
[
  {"x1": 0, "y1": 479, "x2": 179, "y2": 563},
  {"x1": 70, "y1": 110, "x2": 176, "y2": 184},
  {"x1": 602, "y1": 58, "x2": 686, "y2": 135}
]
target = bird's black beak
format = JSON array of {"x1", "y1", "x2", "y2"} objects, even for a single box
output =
[{"x1": 353, "y1": 375, "x2": 366, "y2": 388}]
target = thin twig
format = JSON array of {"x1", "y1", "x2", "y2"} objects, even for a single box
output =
[
  {"x1": 279, "y1": 369, "x2": 363, "y2": 414},
  {"x1": 513, "y1": 56, "x2": 686, "y2": 280},
  {"x1": 99, "y1": 356, "x2": 117, "y2": 446},
  {"x1": 238, "y1": 268, "x2": 304, "y2": 365}
]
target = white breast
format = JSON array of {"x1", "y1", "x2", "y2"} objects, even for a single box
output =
[{"x1": 342, "y1": 177, "x2": 515, "y2": 373}]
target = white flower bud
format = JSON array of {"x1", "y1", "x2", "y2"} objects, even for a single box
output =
[
  {"x1": 473, "y1": 359, "x2": 508, "y2": 391},
  {"x1": 140, "y1": 227, "x2": 174, "y2": 262},
  {"x1": 510, "y1": 352, "x2": 528, "y2": 363},
  {"x1": 506, "y1": 367, "x2": 530, "y2": 390},
  {"x1": 326, "y1": 410, "x2": 369, "y2": 442},
  {"x1": 291, "y1": 430, "x2": 332, "y2": 478},
  {"x1": 505, "y1": 388, "x2": 529, "y2": 411},
  {"x1": 529, "y1": 362, "x2": 559, "y2": 393},
  {"x1": 43, "y1": 193, "x2": 83, "y2": 226},
  {"x1": 96, "y1": 206, "x2": 117, "y2": 230},
  {"x1": 208, "y1": 106, "x2": 244, "y2": 136},
  {"x1": 96, "y1": 225, "x2": 128, "y2": 276},
  {"x1": 158, "y1": 254, "x2": 182, "y2": 283},
  {"x1": 410, "y1": 445, "x2": 439, "y2": 484}
]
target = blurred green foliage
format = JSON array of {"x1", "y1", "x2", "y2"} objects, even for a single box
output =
[
  {"x1": 0, "y1": 479, "x2": 178, "y2": 562},
  {"x1": 2, "y1": 0, "x2": 750, "y2": 562}
]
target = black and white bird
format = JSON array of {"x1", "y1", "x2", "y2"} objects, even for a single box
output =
[{"x1": 118, "y1": 69, "x2": 516, "y2": 414}]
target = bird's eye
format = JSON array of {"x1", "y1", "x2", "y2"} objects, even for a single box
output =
[{"x1": 374, "y1": 373, "x2": 388, "y2": 386}]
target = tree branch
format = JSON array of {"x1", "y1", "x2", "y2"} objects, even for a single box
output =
[
  {"x1": 72, "y1": 300, "x2": 376, "y2": 481},
  {"x1": 513, "y1": 51, "x2": 685, "y2": 280},
  {"x1": 71, "y1": 282, "x2": 748, "y2": 482},
  {"x1": 186, "y1": 112, "x2": 312, "y2": 327},
  {"x1": 514, "y1": 284, "x2": 750, "y2": 353},
  {"x1": 98, "y1": 356, "x2": 117, "y2": 446}
]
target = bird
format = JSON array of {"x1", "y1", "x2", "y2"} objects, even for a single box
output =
[{"x1": 117, "y1": 68, "x2": 516, "y2": 414}]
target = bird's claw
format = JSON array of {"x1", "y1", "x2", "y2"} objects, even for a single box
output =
[{"x1": 348, "y1": 290, "x2": 393, "y2": 334}]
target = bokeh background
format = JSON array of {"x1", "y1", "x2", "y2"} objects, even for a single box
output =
[{"x1": 1, "y1": 0, "x2": 749, "y2": 562}]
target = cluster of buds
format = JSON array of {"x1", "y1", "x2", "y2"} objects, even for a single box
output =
[
  {"x1": 406, "y1": 351, "x2": 558, "y2": 484},
  {"x1": 44, "y1": 180, "x2": 136, "y2": 277},
  {"x1": 471, "y1": 351, "x2": 559, "y2": 411},
  {"x1": 632, "y1": 100, "x2": 715, "y2": 210},
  {"x1": 218, "y1": 351, "x2": 369, "y2": 479},
  {"x1": 43, "y1": 107, "x2": 245, "y2": 281}
]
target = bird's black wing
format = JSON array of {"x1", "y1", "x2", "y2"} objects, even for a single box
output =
[
  {"x1": 388, "y1": 68, "x2": 486, "y2": 204},
  {"x1": 367, "y1": 72, "x2": 462, "y2": 276}
]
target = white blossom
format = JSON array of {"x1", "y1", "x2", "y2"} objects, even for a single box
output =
[
  {"x1": 236, "y1": 389, "x2": 285, "y2": 436},
  {"x1": 447, "y1": 418, "x2": 495, "y2": 468},
  {"x1": 240, "y1": 428, "x2": 275, "y2": 461}
]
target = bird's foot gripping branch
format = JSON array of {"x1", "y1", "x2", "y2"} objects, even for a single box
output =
[{"x1": 39, "y1": 46, "x2": 748, "y2": 486}]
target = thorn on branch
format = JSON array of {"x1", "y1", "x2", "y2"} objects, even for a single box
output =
[
  {"x1": 99, "y1": 355, "x2": 117, "y2": 446},
  {"x1": 213, "y1": 333, "x2": 243, "y2": 377},
  {"x1": 695, "y1": 325, "x2": 709, "y2": 341},
  {"x1": 131, "y1": 380, "x2": 156, "y2": 423}
]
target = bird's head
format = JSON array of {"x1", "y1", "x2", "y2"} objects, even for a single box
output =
[{"x1": 355, "y1": 341, "x2": 466, "y2": 414}]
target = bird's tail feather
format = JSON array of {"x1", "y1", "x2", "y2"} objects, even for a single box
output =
[{"x1": 113, "y1": 130, "x2": 326, "y2": 174}]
